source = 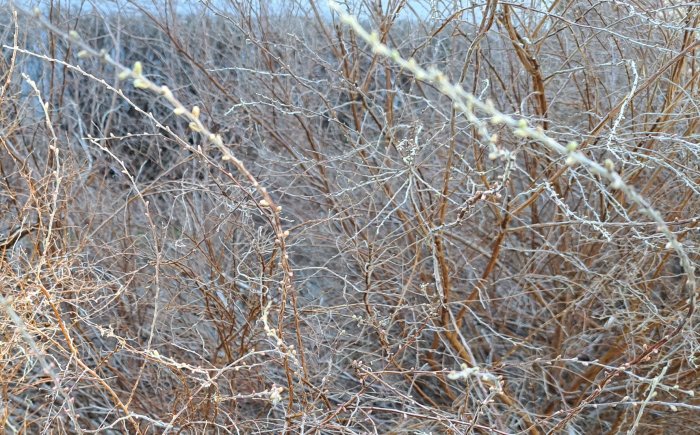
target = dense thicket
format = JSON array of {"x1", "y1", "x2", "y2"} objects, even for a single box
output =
[{"x1": 0, "y1": 1, "x2": 698, "y2": 433}]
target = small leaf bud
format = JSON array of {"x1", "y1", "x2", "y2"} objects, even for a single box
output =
[
  {"x1": 604, "y1": 159, "x2": 615, "y2": 171},
  {"x1": 132, "y1": 61, "x2": 143, "y2": 77},
  {"x1": 118, "y1": 69, "x2": 131, "y2": 80},
  {"x1": 133, "y1": 78, "x2": 149, "y2": 89}
]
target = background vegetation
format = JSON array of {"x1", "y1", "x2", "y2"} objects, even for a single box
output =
[{"x1": 0, "y1": 0, "x2": 698, "y2": 433}]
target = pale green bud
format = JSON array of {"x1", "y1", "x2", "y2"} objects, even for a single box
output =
[
  {"x1": 132, "y1": 61, "x2": 143, "y2": 77},
  {"x1": 133, "y1": 78, "x2": 148, "y2": 89}
]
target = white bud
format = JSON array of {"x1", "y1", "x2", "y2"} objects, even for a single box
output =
[{"x1": 159, "y1": 85, "x2": 172, "y2": 97}]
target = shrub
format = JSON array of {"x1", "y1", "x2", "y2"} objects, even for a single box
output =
[{"x1": 0, "y1": 1, "x2": 697, "y2": 433}]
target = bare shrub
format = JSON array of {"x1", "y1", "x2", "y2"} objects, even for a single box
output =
[{"x1": 0, "y1": 1, "x2": 698, "y2": 433}]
